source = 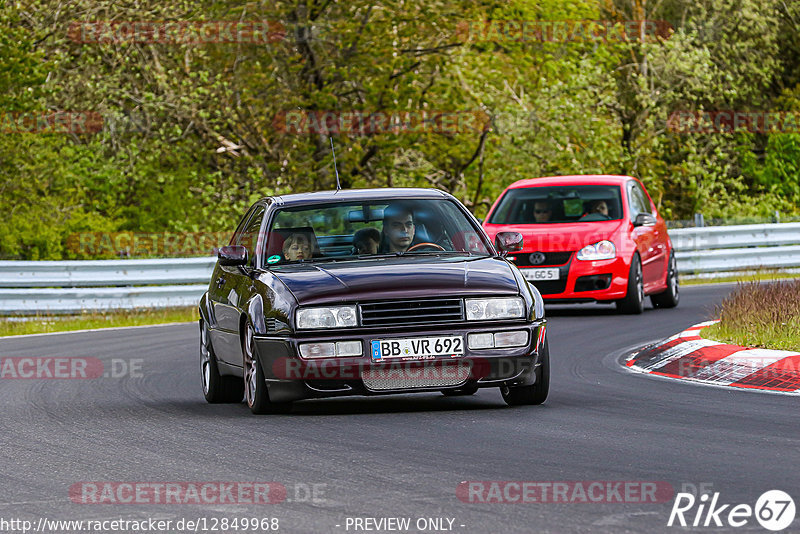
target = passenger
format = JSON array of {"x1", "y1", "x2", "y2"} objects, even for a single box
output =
[
  {"x1": 588, "y1": 199, "x2": 609, "y2": 217},
  {"x1": 282, "y1": 233, "x2": 313, "y2": 261},
  {"x1": 353, "y1": 227, "x2": 380, "y2": 255},
  {"x1": 533, "y1": 200, "x2": 552, "y2": 223},
  {"x1": 380, "y1": 203, "x2": 416, "y2": 253}
]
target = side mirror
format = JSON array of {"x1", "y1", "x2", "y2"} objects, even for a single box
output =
[
  {"x1": 218, "y1": 245, "x2": 248, "y2": 266},
  {"x1": 495, "y1": 231, "x2": 523, "y2": 253},
  {"x1": 633, "y1": 213, "x2": 656, "y2": 227}
]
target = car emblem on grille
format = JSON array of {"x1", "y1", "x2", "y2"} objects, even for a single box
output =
[{"x1": 529, "y1": 252, "x2": 546, "y2": 265}]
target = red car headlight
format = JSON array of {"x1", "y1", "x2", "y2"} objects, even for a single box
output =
[{"x1": 576, "y1": 240, "x2": 616, "y2": 261}]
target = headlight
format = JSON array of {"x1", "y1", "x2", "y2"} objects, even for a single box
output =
[
  {"x1": 577, "y1": 240, "x2": 616, "y2": 261},
  {"x1": 296, "y1": 306, "x2": 357, "y2": 329},
  {"x1": 465, "y1": 297, "x2": 525, "y2": 321}
]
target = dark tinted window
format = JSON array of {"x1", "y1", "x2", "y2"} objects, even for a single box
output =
[
  {"x1": 237, "y1": 205, "x2": 266, "y2": 267},
  {"x1": 230, "y1": 205, "x2": 257, "y2": 246},
  {"x1": 488, "y1": 185, "x2": 623, "y2": 224},
  {"x1": 266, "y1": 198, "x2": 489, "y2": 263}
]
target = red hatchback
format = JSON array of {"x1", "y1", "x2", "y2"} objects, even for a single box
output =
[{"x1": 483, "y1": 175, "x2": 679, "y2": 313}]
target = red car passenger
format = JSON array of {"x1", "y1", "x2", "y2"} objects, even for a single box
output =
[{"x1": 483, "y1": 175, "x2": 679, "y2": 314}]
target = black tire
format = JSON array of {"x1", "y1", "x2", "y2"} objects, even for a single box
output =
[
  {"x1": 441, "y1": 384, "x2": 479, "y2": 396},
  {"x1": 501, "y1": 338, "x2": 550, "y2": 406},
  {"x1": 651, "y1": 251, "x2": 680, "y2": 309},
  {"x1": 243, "y1": 321, "x2": 292, "y2": 415},
  {"x1": 616, "y1": 254, "x2": 644, "y2": 315},
  {"x1": 200, "y1": 320, "x2": 244, "y2": 403}
]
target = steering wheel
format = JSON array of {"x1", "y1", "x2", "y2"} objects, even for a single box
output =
[{"x1": 407, "y1": 242, "x2": 446, "y2": 252}]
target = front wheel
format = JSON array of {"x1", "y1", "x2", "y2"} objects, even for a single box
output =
[
  {"x1": 651, "y1": 251, "x2": 680, "y2": 309},
  {"x1": 200, "y1": 320, "x2": 243, "y2": 403},
  {"x1": 616, "y1": 254, "x2": 644, "y2": 315},
  {"x1": 501, "y1": 338, "x2": 550, "y2": 406},
  {"x1": 243, "y1": 322, "x2": 292, "y2": 415}
]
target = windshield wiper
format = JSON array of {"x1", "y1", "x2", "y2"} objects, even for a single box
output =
[{"x1": 404, "y1": 250, "x2": 479, "y2": 256}]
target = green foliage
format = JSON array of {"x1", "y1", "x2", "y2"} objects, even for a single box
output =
[{"x1": 1, "y1": 0, "x2": 799, "y2": 258}]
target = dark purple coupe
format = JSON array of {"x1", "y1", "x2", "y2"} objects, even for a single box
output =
[{"x1": 199, "y1": 188, "x2": 549, "y2": 414}]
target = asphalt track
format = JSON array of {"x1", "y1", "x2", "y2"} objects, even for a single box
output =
[{"x1": 1, "y1": 284, "x2": 798, "y2": 533}]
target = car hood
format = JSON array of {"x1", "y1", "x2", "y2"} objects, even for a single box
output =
[
  {"x1": 265, "y1": 256, "x2": 520, "y2": 305},
  {"x1": 485, "y1": 220, "x2": 627, "y2": 252}
]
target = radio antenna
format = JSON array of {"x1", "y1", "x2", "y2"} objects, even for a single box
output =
[{"x1": 330, "y1": 137, "x2": 341, "y2": 191}]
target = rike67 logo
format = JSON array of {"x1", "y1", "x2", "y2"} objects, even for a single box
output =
[{"x1": 668, "y1": 490, "x2": 795, "y2": 531}]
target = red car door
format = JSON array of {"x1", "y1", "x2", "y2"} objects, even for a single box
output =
[{"x1": 627, "y1": 181, "x2": 661, "y2": 289}]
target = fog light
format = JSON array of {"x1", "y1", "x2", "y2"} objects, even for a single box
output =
[
  {"x1": 468, "y1": 333, "x2": 494, "y2": 349},
  {"x1": 494, "y1": 331, "x2": 528, "y2": 348},
  {"x1": 299, "y1": 341, "x2": 363, "y2": 359},
  {"x1": 299, "y1": 342, "x2": 336, "y2": 359},
  {"x1": 335, "y1": 341, "x2": 363, "y2": 357}
]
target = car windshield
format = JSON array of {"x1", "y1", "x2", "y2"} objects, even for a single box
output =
[
  {"x1": 488, "y1": 185, "x2": 624, "y2": 224},
  {"x1": 263, "y1": 198, "x2": 491, "y2": 264}
]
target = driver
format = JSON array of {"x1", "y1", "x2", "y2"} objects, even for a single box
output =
[{"x1": 380, "y1": 203, "x2": 416, "y2": 253}]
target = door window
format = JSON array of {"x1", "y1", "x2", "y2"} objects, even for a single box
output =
[
  {"x1": 236, "y1": 205, "x2": 266, "y2": 268},
  {"x1": 628, "y1": 183, "x2": 651, "y2": 219}
]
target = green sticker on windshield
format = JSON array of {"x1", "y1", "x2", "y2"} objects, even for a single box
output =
[
  {"x1": 563, "y1": 198, "x2": 583, "y2": 217},
  {"x1": 267, "y1": 255, "x2": 281, "y2": 264}
]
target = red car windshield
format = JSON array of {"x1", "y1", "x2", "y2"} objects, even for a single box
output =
[{"x1": 488, "y1": 185, "x2": 624, "y2": 224}]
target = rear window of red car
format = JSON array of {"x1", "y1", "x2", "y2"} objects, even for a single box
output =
[{"x1": 488, "y1": 185, "x2": 623, "y2": 224}]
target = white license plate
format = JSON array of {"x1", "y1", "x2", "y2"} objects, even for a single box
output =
[
  {"x1": 370, "y1": 336, "x2": 464, "y2": 361},
  {"x1": 523, "y1": 268, "x2": 560, "y2": 281}
]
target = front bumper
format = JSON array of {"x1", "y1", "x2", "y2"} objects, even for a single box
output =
[
  {"x1": 252, "y1": 321, "x2": 546, "y2": 402},
  {"x1": 521, "y1": 256, "x2": 629, "y2": 302}
]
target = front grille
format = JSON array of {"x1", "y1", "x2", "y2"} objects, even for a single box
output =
[
  {"x1": 359, "y1": 298, "x2": 464, "y2": 327},
  {"x1": 361, "y1": 365, "x2": 471, "y2": 391},
  {"x1": 513, "y1": 251, "x2": 573, "y2": 267}
]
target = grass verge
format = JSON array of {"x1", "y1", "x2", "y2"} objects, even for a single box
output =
[
  {"x1": 0, "y1": 307, "x2": 198, "y2": 337},
  {"x1": 681, "y1": 270, "x2": 800, "y2": 286},
  {"x1": 701, "y1": 280, "x2": 800, "y2": 351}
]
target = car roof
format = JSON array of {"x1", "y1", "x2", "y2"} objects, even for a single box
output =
[
  {"x1": 270, "y1": 188, "x2": 451, "y2": 207},
  {"x1": 507, "y1": 175, "x2": 635, "y2": 189}
]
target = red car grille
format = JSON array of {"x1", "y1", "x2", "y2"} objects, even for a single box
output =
[{"x1": 512, "y1": 251, "x2": 573, "y2": 267}]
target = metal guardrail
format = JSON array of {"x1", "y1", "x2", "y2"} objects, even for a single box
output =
[
  {"x1": 0, "y1": 258, "x2": 216, "y2": 314},
  {"x1": 0, "y1": 285, "x2": 208, "y2": 314},
  {"x1": 0, "y1": 257, "x2": 215, "y2": 287},
  {"x1": 669, "y1": 222, "x2": 800, "y2": 274},
  {"x1": 0, "y1": 222, "x2": 798, "y2": 313}
]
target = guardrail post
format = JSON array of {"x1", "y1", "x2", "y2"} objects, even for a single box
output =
[{"x1": 693, "y1": 213, "x2": 705, "y2": 227}]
